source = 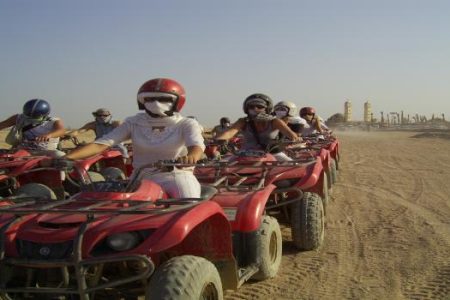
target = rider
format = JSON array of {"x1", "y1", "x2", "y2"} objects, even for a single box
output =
[
  {"x1": 208, "y1": 117, "x2": 232, "y2": 159},
  {"x1": 0, "y1": 99, "x2": 66, "y2": 157},
  {"x1": 299, "y1": 107, "x2": 326, "y2": 137},
  {"x1": 60, "y1": 78, "x2": 205, "y2": 198},
  {"x1": 211, "y1": 117, "x2": 231, "y2": 138},
  {"x1": 273, "y1": 101, "x2": 305, "y2": 136},
  {"x1": 215, "y1": 93, "x2": 300, "y2": 161},
  {"x1": 66, "y1": 108, "x2": 129, "y2": 158}
]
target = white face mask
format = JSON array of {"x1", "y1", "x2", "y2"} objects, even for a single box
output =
[
  {"x1": 248, "y1": 109, "x2": 259, "y2": 117},
  {"x1": 144, "y1": 101, "x2": 174, "y2": 116},
  {"x1": 96, "y1": 115, "x2": 112, "y2": 124},
  {"x1": 275, "y1": 111, "x2": 288, "y2": 118}
]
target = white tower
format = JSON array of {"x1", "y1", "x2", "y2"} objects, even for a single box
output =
[
  {"x1": 344, "y1": 100, "x2": 352, "y2": 122},
  {"x1": 364, "y1": 101, "x2": 372, "y2": 123}
]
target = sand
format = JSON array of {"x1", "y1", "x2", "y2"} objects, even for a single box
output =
[
  {"x1": 225, "y1": 130, "x2": 450, "y2": 300},
  {"x1": 1, "y1": 130, "x2": 449, "y2": 299}
]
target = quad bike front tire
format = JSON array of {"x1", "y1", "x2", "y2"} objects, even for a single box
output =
[
  {"x1": 252, "y1": 215, "x2": 282, "y2": 281},
  {"x1": 100, "y1": 167, "x2": 126, "y2": 181},
  {"x1": 291, "y1": 192, "x2": 325, "y2": 251},
  {"x1": 14, "y1": 183, "x2": 57, "y2": 201},
  {"x1": 146, "y1": 255, "x2": 223, "y2": 300}
]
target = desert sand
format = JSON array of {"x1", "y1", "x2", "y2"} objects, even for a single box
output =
[
  {"x1": 225, "y1": 130, "x2": 450, "y2": 300},
  {"x1": 0, "y1": 130, "x2": 449, "y2": 300}
]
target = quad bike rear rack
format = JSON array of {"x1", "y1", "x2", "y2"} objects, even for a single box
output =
[
  {"x1": 0, "y1": 196, "x2": 208, "y2": 300},
  {"x1": 196, "y1": 159, "x2": 317, "y2": 191}
]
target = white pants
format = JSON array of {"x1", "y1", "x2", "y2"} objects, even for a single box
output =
[{"x1": 137, "y1": 168, "x2": 201, "y2": 198}]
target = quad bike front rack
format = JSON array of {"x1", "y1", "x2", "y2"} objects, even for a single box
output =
[{"x1": 0, "y1": 196, "x2": 208, "y2": 300}]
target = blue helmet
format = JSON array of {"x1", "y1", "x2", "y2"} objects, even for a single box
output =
[{"x1": 23, "y1": 99, "x2": 50, "y2": 118}]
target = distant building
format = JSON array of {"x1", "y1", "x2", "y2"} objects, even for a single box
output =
[
  {"x1": 364, "y1": 101, "x2": 372, "y2": 123},
  {"x1": 344, "y1": 100, "x2": 352, "y2": 122}
]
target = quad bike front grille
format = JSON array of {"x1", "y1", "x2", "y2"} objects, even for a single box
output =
[{"x1": 16, "y1": 239, "x2": 73, "y2": 260}]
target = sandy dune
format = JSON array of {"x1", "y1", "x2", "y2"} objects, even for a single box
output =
[{"x1": 224, "y1": 131, "x2": 450, "y2": 300}]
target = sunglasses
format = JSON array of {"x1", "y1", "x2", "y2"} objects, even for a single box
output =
[
  {"x1": 248, "y1": 104, "x2": 266, "y2": 109},
  {"x1": 142, "y1": 96, "x2": 174, "y2": 104},
  {"x1": 95, "y1": 114, "x2": 110, "y2": 117},
  {"x1": 275, "y1": 107, "x2": 289, "y2": 112}
]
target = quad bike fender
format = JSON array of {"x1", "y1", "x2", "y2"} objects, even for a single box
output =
[
  {"x1": 295, "y1": 159, "x2": 324, "y2": 190},
  {"x1": 0, "y1": 200, "x2": 16, "y2": 224},
  {"x1": 101, "y1": 149, "x2": 123, "y2": 158},
  {"x1": 265, "y1": 165, "x2": 309, "y2": 185},
  {"x1": 17, "y1": 169, "x2": 63, "y2": 192},
  {"x1": 71, "y1": 154, "x2": 104, "y2": 173},
  {"x1": 6, "y1": 156, "x2": 46, "y2": 178},
  {"x1": 329, "y1": 140, "x2": 339, "y2": 160},
  {"x1": 231, "y1": 184, "x2": 277, "y2": 232},
  {"x1": 318, "y1": 148, "x2": 331, "y2": 171},
  {"x1": 144, "y1": 200, "x2": 232, "y2": 255}
]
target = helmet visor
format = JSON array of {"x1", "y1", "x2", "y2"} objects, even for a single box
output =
[{"x1": 138, "y1": 92, "x2": 177, "y2": 104}]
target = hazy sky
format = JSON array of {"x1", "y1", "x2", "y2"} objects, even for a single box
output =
[{"x1": 1, "y1": 0, "x2": 449, "y2": 127}]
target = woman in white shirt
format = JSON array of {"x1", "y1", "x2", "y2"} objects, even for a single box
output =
[{"x1": 63, "y1": 78, "x2": 205, "y2": 198}]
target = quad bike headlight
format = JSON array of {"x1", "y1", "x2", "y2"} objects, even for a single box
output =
[{"x1": 106, "y1": 232, "x2": 140, "y2": 251}]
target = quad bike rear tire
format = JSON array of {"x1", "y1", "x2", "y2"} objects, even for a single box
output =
[
  {"x1": 100, "y1": 167, "x2": 126, "y2": 181},
  {"x1": 146, "y1": 255, "x2": 223, "y2": 300},
  {"x1": 14, "y1": 183, "x2": 57, "y2": 201},
  {"x1": 322, "y1": 172, "x2": 329, "y2": 211},
  {"x1": 330, "y1": 159, "x2": 337, "y2": 184},
  {"x1": 252, "y1": 215, "x2": 282, "y2": 280},
  {"x1": 291, "y1": 192, "x2": 325, "y2": 251},
  {"x1": 335, "y1": 153, "x2": 340, "y2": 170}
]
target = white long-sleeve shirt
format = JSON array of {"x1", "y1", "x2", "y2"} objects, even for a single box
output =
[{"x1": 95, "y1": 112, "x2": 205, "y2": 169}]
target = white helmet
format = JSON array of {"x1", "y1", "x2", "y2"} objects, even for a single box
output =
[{"x1": 274, "y1": 101, "x2": 298, "y2": 117}]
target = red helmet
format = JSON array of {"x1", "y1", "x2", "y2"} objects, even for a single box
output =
[
  {"x1": 137, "y1": 78, "x2": 186, "y2": 112},
  {"x1": 300, "y1": 107, "x2": 316, "y2": 117}
]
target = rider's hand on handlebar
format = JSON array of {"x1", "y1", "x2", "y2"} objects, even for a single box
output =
[
  {"x1": 290, "y1": 135, "x2": 302, "y2": 143},
  {"x1": 177, "y1": 155, "x2": 198, "y2": 164},
  {"x1": 35, "y1": 134, "x2": 53, "y2": 142}
]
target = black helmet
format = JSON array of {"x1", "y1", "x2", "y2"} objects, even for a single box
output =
[
  {"x1": 220, "y1": 117, "x2": 230, "y2": 125},
  {"x1": 243, "y1": 93, "x2": 273, "y2": 114},
  {"x1": 23, "y1": 99, "x2": 50, "y2": 118}
]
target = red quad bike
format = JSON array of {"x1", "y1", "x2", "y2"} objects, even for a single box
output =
[
  {"x1": 0, "y1": 155, "x2": 68, "y2": 200},
  {"x1": 0, "y1": 161, "x2": 282, "y2": 300},
  {"x1": 204, "y1": 137, "x2": 242, "y2": 160},
  {"x1": 60, "y1": 135, "x2": 132, "y2": 182},
  {"x1": 288, "y1": 133, "x2": 340, "y2": 192},
  {"x1": 0, "y1": 153, "x2": 114, "y2": 201},
  {"x1": 0, "y1": 148, "x2": 33, "y2": 161},
  {"x1": 195, "y1": 141, "x2": 328, "y2": 251},
  {"x1": 74, "y1": 149, "x2": 131, "y2": 182}
]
